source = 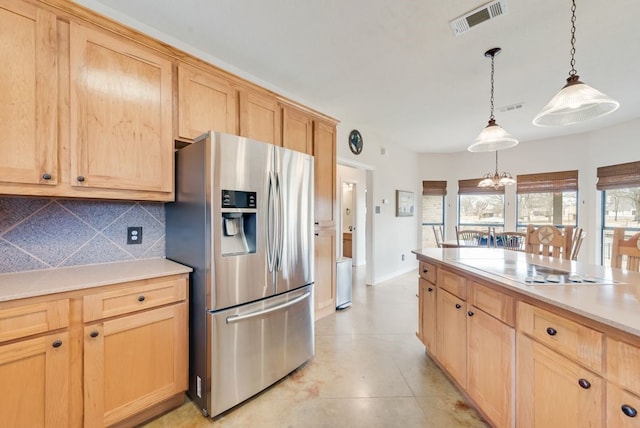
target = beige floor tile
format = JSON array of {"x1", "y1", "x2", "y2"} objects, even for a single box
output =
[{"x1": 142, "y1": 268, "x2": 489, "y2": 427}]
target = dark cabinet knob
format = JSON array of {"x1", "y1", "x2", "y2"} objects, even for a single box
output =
[
  {"x1": 427, "y1": 287, "x2": 433, "y2": 292},
  {"x1": 455, "y1": 303, "x2": 462, "y2": 309},
  {"x1": 138, "y1": 295, "x2": 146, "y2": 302},
  {"x1": 621, "y1": 404, "x2": 638, "y2": 418},
  {"x1": 468, "y1": 311, "x2": 474, "y2": 317},
  {"x1": 42, "y1": 173, "x2": 52, "y2": 180},
  {"x1": 77, "y1": 176, "x2": 85, "y2": 182},
  {"x1": 52, "y1": 340, "x2": 62, "y2": 348},
  {"x1": 578, "y1": 378, "x2": 591, "y2": 389},
  {"x1": 546, "y1": 327, "x2": 557, "y2": 336},
  {"x1": 90, "y1": 331, "x2": 99, "y2": 338},
  {"x1": 423, "y1": 268, "x2": 428, "y2": 273}
]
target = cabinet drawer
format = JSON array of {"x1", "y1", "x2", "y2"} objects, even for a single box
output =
[
  {"x1": 84, "y1": 277, "x2": 186, "y2": 322},
  {"x1": 518, "y1": 301, "x2": 603, "y2": 373},
  {"x1": 419, "y1": 261, "x2": 437, "y2": 284},
  {"x1": 0, "y1": 299, "x2": 69, "y2": 343},
  {"x1": 607, "y1": 383, "x2": 640, "y2": 427},
  {"x1": 469, "y1": 281, "x2": 514, "y2": 326},
  {"x1": 438, "y1": 269, "x2": 466, "y2": 299},
  {"x1": 607, "y1": 337, "x2": 640, "y2": 396}
]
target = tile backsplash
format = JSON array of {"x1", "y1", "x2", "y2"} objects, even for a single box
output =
[{"x1": 0, "y1": 197, "x2": 165, "y2": 274}]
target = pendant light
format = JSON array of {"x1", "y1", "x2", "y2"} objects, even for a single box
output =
[
  {"x1": 468, "y1": 47, "x2": 519, "y2": 153},
  {"x1": 478, "y1": 150, "x2": 516, "y2": 189},
  {"x1": 532, "y1": 0, "x2": 619, "y2": 126}
]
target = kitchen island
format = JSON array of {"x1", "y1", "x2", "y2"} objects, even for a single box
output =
[{"x1": 413, "y1": 247, "x2": 640, "y2": 428}]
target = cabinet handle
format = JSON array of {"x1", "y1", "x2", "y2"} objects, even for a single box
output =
[
  {"x1": 546, "y1": 327, "x2": 557, "y2": 336},
  {"x1": 423, "y1": 268, "x2": 429, "y2": 273},
  {"x1": 621, "y1": 404, "x2": 638, "y2": 418},
  {"x1": 138, "y1": 295, "x2": 146, "y2": 302},
  {"x1": 314, "y1": 233, "x2": 319, "y2": 236},
  {"x1": 42, "y1": 173, "x2": 52, "y2": 180},
  {"x1": 77, "y1": 175, "x2": 85, "y2": 182},
  {"x1": 455, "y1": 303, "x2": 461, "y2": 309},
  {"x1": 578, "y1": 378, "x2": 591, "y2": 389},
  {"x1": 90, "y1": 331, "x2": 99, "y2": 338},
  {"x1": 467, "y1": 311, "x2": 474, "y2": 316},
  {"x1": 52, "y1": 340, "x2": 62, "y2": 348},
  {"x1": 427, "y1": 287, "x2": 433, "y2": 292}
]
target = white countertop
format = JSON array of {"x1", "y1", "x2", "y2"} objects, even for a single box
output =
[
  {"x1": 413, "y1": 248, "x2": 640, "y2": 337},
  {"x1": 0, "y1": 258, "x2": 192, "y2": 302}
]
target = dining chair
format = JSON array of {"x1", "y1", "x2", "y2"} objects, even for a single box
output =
[
  {"x1": 524, "y1": 224, "x2": 574, "y2": 260},
  {"x1": 455, "y1": 226, "x2": 492, "y2": 248},
  {"x1": 432, "y1": 225, "x2": 444, "y2": 248},
  {"x1": 493, "y1": 230, "x2": 526, "y2": 252},
  {"x1": 611, "y1": 228, "x2": 640, "y2": 271},
  {"x1": 570, "y1": 228, "x2": 586, "y2": 261}
]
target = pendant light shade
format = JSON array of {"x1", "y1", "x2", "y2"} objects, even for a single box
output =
[
  {"x1": 468, "y1": 47, "x2": 519, "y2": 152},
  {"x1": 533, "y1": 0, "x2": 619, "y2": 127}
]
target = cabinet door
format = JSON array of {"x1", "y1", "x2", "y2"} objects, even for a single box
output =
[
  {"x1": 238, "y1": 89, "x2": 281, "y2": 145},
  {"x1": 436, "y1": 288, "x2": 467, "y2": 387},
  {"x1": 314, "y1": 228, "x2": 336, "y2": 320},
  {"x1": 177, "y1": 63, "x2": 237, "y2": 141},
  {"x1": 69, "y1": 23, "x2": 173, "y2": 196},
  {"x1": 467, "y1": 307, "x2": 514, "y2": 428},
  {"x1": 419, "y1": 278, "x2": 437, "y2": 354},
  {"x1": 517, "y1": 333, "x2": 604, "y2": 428},
  {"x1": 282, "y1": 105, "x2": 312, "y2": 154},
  {"x1": 0, "y1": 331, "x2": 69, "y2": 427},
  {"x1": 84, "y1": 303, "x2": 187, "y2": 427},
  {"x1": 0, "y1": 1, "x2": 57, "y2": 186},
  {"x1": 313, "y1": 120, "x2": 336, "y2": 227},
  {"x1": 607, "y1": 383, "x2": 640, "y2": 428}
]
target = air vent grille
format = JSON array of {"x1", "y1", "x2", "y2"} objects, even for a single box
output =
[{"x1": 449, "y1": 0, "x2": 508, "y2": 36}]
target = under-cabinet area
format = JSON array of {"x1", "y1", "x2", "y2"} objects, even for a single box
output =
[
  {"x1": 0, "y1": 259, "x2": 191, "y2": 427},
  {"x1": 415, "y1": 248, "x2": 640, "y2": 428}
]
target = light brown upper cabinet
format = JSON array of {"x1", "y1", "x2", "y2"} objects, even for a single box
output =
[
  {"x1": 281, "y1": 104, "x2": 313, "y2": 154},
  {"x1": 69, "y1": 22, "x2": 173, "y2": 198},
  {"x1": 0, "y1": 0, "x2": 58, "y2": 186},
  {"x1": 177, "y1": 63, "x2": 238, "y2": 142},
  {"x1": 238, "y1": 88, "x2": 281, "y2": 146}
]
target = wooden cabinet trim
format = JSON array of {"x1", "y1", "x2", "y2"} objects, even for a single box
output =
[{"x1": 0, "y1": 298, "x2": 69, "y2": 342}]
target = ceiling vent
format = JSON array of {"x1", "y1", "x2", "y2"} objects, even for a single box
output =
[{"x1": 449, "y1": 0, "x2": 508, "y2": 36}]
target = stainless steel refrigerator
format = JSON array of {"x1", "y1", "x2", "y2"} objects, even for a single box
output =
[{"x1": 166, "y1": 131, "x2": 315, "y2": 417}]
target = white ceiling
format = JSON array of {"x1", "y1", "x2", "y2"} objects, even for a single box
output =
[{"x1": 82, "y1": 0, "x2": 640, "y2": 154}]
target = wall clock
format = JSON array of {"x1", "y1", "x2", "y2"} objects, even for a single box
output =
[{"x1": 348, "y1": 129, "x2": 363, "y2": 155}]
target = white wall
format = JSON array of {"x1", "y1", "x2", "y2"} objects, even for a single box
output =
[
  {"x1": 336, "y1": 125, "x2": 421, "y2": 284},
  {"x1": 418, "y1": 117, "x2": 640, "y2": 264}
]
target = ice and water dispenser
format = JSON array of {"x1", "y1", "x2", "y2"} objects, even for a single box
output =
[{"x1": 221, "y1": 190, "x2": 257, "y2": 256}]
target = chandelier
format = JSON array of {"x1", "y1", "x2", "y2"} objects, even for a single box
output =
[
  {"x1": 478, "y1": 150, "x2": 516, "y2": 189},
  {"x1": 468, "y1": 47, "x2": 518, "y2": 152},
  {"x1": 532, "y1": 0, "x2": 619, "y2": 126}
]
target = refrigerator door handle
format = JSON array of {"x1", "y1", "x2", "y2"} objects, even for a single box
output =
[
  {"x1": 224, "y1": 291, "x2": 311, "y2": 324},
  {"x1": 275, "y1": 171, "x2": 285, "y2": 272},
  {"x1": 266, "y1": 171, "x2": 276, "y2": 272}
]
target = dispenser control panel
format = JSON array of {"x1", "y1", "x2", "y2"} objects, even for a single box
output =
[{"x1": 221, "y1": 190, "x2": 257, "y2": 209}]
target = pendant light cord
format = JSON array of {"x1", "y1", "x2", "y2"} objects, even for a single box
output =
[
  {"x1": 569, "y1": 0, "x2": 577, "y2": 77},
  {"x1": 489, "y1": 53, "x2": 495, "y2": 120}
]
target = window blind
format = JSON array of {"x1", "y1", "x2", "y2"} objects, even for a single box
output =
[
  {"x1": 458, "y1": 178, "x2": 505, "y2": 195},
  {"x1": 422, "y1": 180, "x2": 447, "y2": 196},
  {"x1": 596, "y1": 161, "x2": 640, "y2": 190},
  {"x1": 516, "y1": 170, "x2": 578, "y2": 194}
]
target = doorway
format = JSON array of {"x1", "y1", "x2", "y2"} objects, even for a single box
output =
[
  {"x1": 341, "y1": 182, "x2": 356, "y2": 259},
  {"x1": 337, "y1": 164, "x2": 368, "y2": 268}
]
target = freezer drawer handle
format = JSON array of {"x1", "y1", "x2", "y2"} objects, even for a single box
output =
[{"x1": 225, "y1": 291, "x2": 311, "y2": 324}]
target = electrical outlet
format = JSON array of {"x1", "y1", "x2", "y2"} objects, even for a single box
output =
[
  {"x1": 401, "y1": 254, "x2": 405, "y2": 261},
  {"x1": 127, "y1": 226, "x2": 142, "y2": 244}
]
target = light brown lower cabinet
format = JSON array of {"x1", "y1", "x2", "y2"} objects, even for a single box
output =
[
  {"x1": 84, "y1": 303, "x2": 187, "y2": 427},
  {"x1": 0, "y1": 331, "x2": 70, "y2": 427},
  {"x1": 436, "y1": 288, "x2": 467, "y2": 387},
  {"x1": 607, "y1": 383, "x2": 640, "y2": 427},
  {"x1": 418, "y1": 278, "x2": 437, "y2": 353},
  {"x1": 517, "y1": 333, "x2": 604, "y2": 427},
  {"x1": 314, "y1": 228, "x2": 336, "y2": 320}
]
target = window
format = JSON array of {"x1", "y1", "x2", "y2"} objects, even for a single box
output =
[
  {"x1": 516, "y1": 170, "x2": 578, "y2": 230},
  {"x1": 458, "y1": 178, "x2": 504, "y2": 232},
  {"x1": 421, "y1": 180, "x2": 446, "y2": 248},
  {"x1": 597, "y1": 161, "x2": 640, "y2": 265}
]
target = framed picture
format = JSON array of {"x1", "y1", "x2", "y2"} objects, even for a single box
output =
[{"x1": 396, "y1": 190, "x2": 415, "y2": 217}]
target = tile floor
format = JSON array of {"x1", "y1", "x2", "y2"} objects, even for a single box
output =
[{"x1": 143, "y1": 267, "x2": 489, "y2": 427}]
